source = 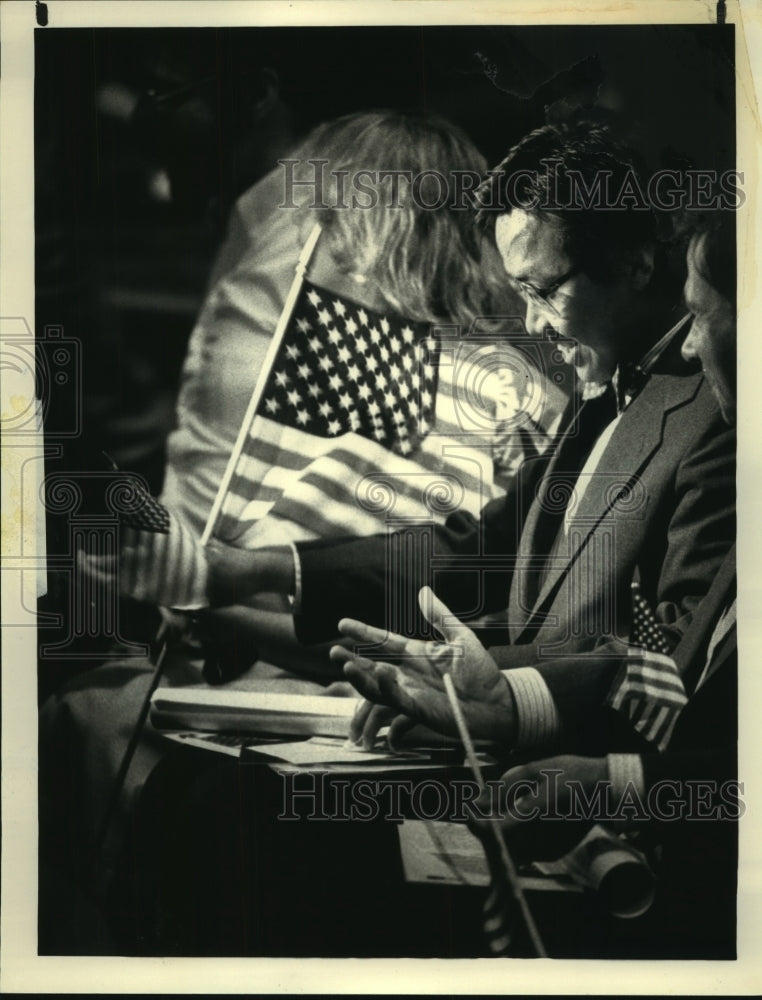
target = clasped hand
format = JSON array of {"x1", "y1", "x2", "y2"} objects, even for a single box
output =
[{"x1": 330, "y1": 586, "x2": 515, "y2": 749}]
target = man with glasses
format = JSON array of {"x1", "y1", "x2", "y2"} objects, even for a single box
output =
[{"x1": 127, "y1": 121, "x2": 735, "y2": 736}]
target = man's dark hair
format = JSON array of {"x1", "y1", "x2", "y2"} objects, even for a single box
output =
[
  {"x1": 695, "y1": 216, "x2": 736, "y2": 309},
  {"x1": 474, "y1": 120, "x2": 658, "y2": 284}
]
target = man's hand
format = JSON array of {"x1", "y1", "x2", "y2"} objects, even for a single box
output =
[
  {"x1": 469, "y1": 755, "x2": 608, "y2": 862},
  {"x1": 329, "y1": 586, "x2": 515, "y2": 749}
]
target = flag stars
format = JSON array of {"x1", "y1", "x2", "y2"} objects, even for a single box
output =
[
  {"x1": 345, "y1": 316, "x2": 358, "y2": 336},
  {"x1": 333, "y1": 298, "x2": 347, "y2": 317},
  {"x1": 307, "y1": 289, "x2": 322, "y2": 308},
  {"x1": 380, "y1": 317, "x2": 390, "y2": 335},
  {"x1": 358, "y1": 308, "x2": 369, "y2": 327},
  {"x1": 328, "y1": 327, "x2": 343, "y2": 346},
  {"x1": 274, "y1": 370, "x2": 290, "y2": 388},
  {"x1": 355, "y1": 334, "x2": 368, "y2": 354},
  {"x1": 347, "y1": 363, "x2": 361, "y2": 383},
  {"x1": 328, "y1": 373, "x2": 343, "y2": 392},
  {"x1": 285, "y1": 344, "x2": 301, "y2": 361},
  {"x1": 402, "y1": 354, "x2": 414, "y2": 371},
  {"x1": 390, "y1": 335, "x2": 401, "y2": 354},
  {"x1": 338, "y1": 345, "x2": 352, "y2": 364},
  {"x1": 318, "y1": 355, "x2": 334, "y2": 373},
  {"x1": 402, "y1": 326, "x2": 415, "y2": 344},
  {"x1": 328, "y1": 419, "x2": 342, "y2": 436},
  {"x1": 296, "y1": 318, "x2": 312, "y2": 334},
  {"x1": 297, "y1": 363, "x2": 311, "y2": 380},
  {"x1": 318, "y1": 401, "x2": 333, "y2": 418},
  {"x1": 264, "y1": 398, "x2": 280, "y2": 414},
  {"x1": 307, "y1": 382, "x2": 322, "y2": 399},
  {"x1": 286, "y1": 389, "x2": 301, "y2": 408},
  {"x1": 308, "y1": 336, "x2": 322, "y2": 354},
  {"x1": 295, "y1": 409, "x2": 310, "y2": 426},
  {"x1": 379, "y1": 345, "x2": 390, "y2": 363},
  {"x1": 318, "y1": 307, "x2": 333, "y2": 327},
  {"x1": 338, "y1": 391, "x2": 352, "y2": 411},
  {"x1": 369, "y1": 326, "x2": 381, "y2": 345},
  {"x1": 357, "y1": 383, "x2": 372, "y2": 401}
]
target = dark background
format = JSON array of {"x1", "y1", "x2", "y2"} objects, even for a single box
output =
[{"x1": 34, "y1": 24, "x2": 735, "y2": 690}]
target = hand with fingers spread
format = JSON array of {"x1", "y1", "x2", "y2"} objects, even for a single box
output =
[{"x1": 330, "y1": 585, "x2": 516, "y2": 750}]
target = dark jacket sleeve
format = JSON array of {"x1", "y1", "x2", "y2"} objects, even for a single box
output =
[{"x1": 293, "y1": 452, "x2": 550, "y2": 644}]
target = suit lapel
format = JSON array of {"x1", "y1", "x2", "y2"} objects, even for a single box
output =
[
  {"x1": 510, "y1": 371, "x2": 704, "y2": 642},
  {"x1": 675, "y1": 545, "x2": 736, "y2": 691}
]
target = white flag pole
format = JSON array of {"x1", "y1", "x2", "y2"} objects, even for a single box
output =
[
  {"x1": 92, "y1": 223, "x2": 322, "y2": 865},
  {"x1": 200, "y1": 222, "x2": 322, "y2": 547}
]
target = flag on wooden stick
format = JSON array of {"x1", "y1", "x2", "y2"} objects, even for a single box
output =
[
  {"x1": 213, "y1": 276, "x2": 501, "y2": 546},
  {"x1": 607, "y1": 581, "x2": 688, "y2": 751}
]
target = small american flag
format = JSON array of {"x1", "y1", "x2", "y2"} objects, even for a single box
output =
[
  {"x1": 215, "y1": 278, "x2": 503, "y2": 545},
  {"x1": 119, "y1": 478, "x2": 208, "y2": 610},
  {"x1": 482, "y1": 857, "x2": 515, "y2": 956},
  {"x1": 608, "y1": 581, "x2": 688, "y2": 751}
]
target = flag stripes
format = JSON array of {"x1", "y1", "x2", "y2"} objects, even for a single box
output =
[
  {"x1": 215, "y1": 278, "x2": 510, "y2": 545},
  {"x1": 607, "y1": 582, "x2": 688, "y2": 751},
  {"x1": 118, "y1": 485, "x2": 209, "y2": 610}
]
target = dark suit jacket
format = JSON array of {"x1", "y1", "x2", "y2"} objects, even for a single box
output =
[
  {"x1": 294, "y1": 357, "x2": 735, "y2": 667},
  {"x1": 532, "y1": 546, "x2": 737, "y2": 756}
]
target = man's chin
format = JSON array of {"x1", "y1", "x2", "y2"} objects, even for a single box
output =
[{"x1": 570, "y1": 344, "x2": 611, "y2": 385}]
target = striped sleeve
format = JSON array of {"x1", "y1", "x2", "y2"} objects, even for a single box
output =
[{"x1": 502, "y1": 667, "x2": 561, "y2": 751}]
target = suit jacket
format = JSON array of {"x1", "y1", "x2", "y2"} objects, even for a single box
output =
[
  {"x1": 294, "y1": 356, "x2": 735, "y2": 667},
  {"x1": 638, "y1": 547, "x2": 737, "y2": 960},
  {"x1": 530, "y1": 546, "x2": 737, "y2": 756}
]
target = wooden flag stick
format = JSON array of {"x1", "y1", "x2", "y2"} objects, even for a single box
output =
[
  {"x1": 442, "y1": 673, "x2": 547, "y2": 958},
  {"x1": 200, "y1": 222, "x2": 322, "y2": 546}
]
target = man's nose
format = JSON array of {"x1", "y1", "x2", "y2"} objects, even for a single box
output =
[
  {"x1": 523, "y1": 300, "x2": 553, "y2": 337},
  {"x1": 681, "y1": 325, "x2": 699, "y2": 363}
]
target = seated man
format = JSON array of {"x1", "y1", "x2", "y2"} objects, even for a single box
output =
[
  {"x1": 339, "y1": 218, "x2": 738, "y2": 958},
  {"x1": 192, "y1": 120, "x2": 734, "y2": 675}
]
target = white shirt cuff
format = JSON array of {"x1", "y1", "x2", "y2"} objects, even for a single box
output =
[
  {"x1": 607, "y1": 753, "x2": 645, "y2": 800},
  {"x1": 288, "y1": 541, "x2": 302, "y2": 612},
  {"x1": 502, "y1": 667, "x2": 561, "y2": 750}
]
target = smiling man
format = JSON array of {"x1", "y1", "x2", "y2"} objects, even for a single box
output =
[{"x1": 119, "y1": 121, "x2": 736, "y2": 712}]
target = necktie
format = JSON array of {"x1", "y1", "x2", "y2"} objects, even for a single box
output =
[{"x1": 529, "y1": 384, "x2": 619, "y2": 601}]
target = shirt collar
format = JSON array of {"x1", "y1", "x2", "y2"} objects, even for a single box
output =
[{"x1": 581, "y1": 313, "x2": 694, "y2": 413}]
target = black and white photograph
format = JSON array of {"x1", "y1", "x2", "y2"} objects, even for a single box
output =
[{"x1": 1, "y1": 0, "x2": 761, "y2": 992}]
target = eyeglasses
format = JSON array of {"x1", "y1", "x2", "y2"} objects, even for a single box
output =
[{"x1": 508, "y1": 265, "x2": 581, "y2": 317}]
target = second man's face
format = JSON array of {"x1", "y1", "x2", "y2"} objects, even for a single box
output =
[{"x1": 494, "y1": 209, "x2": 642, "y2": 385}]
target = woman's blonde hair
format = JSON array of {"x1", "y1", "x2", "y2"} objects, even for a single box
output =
[{"x1": 288, "y1": 110, "x2": 515, "y2": 326}]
